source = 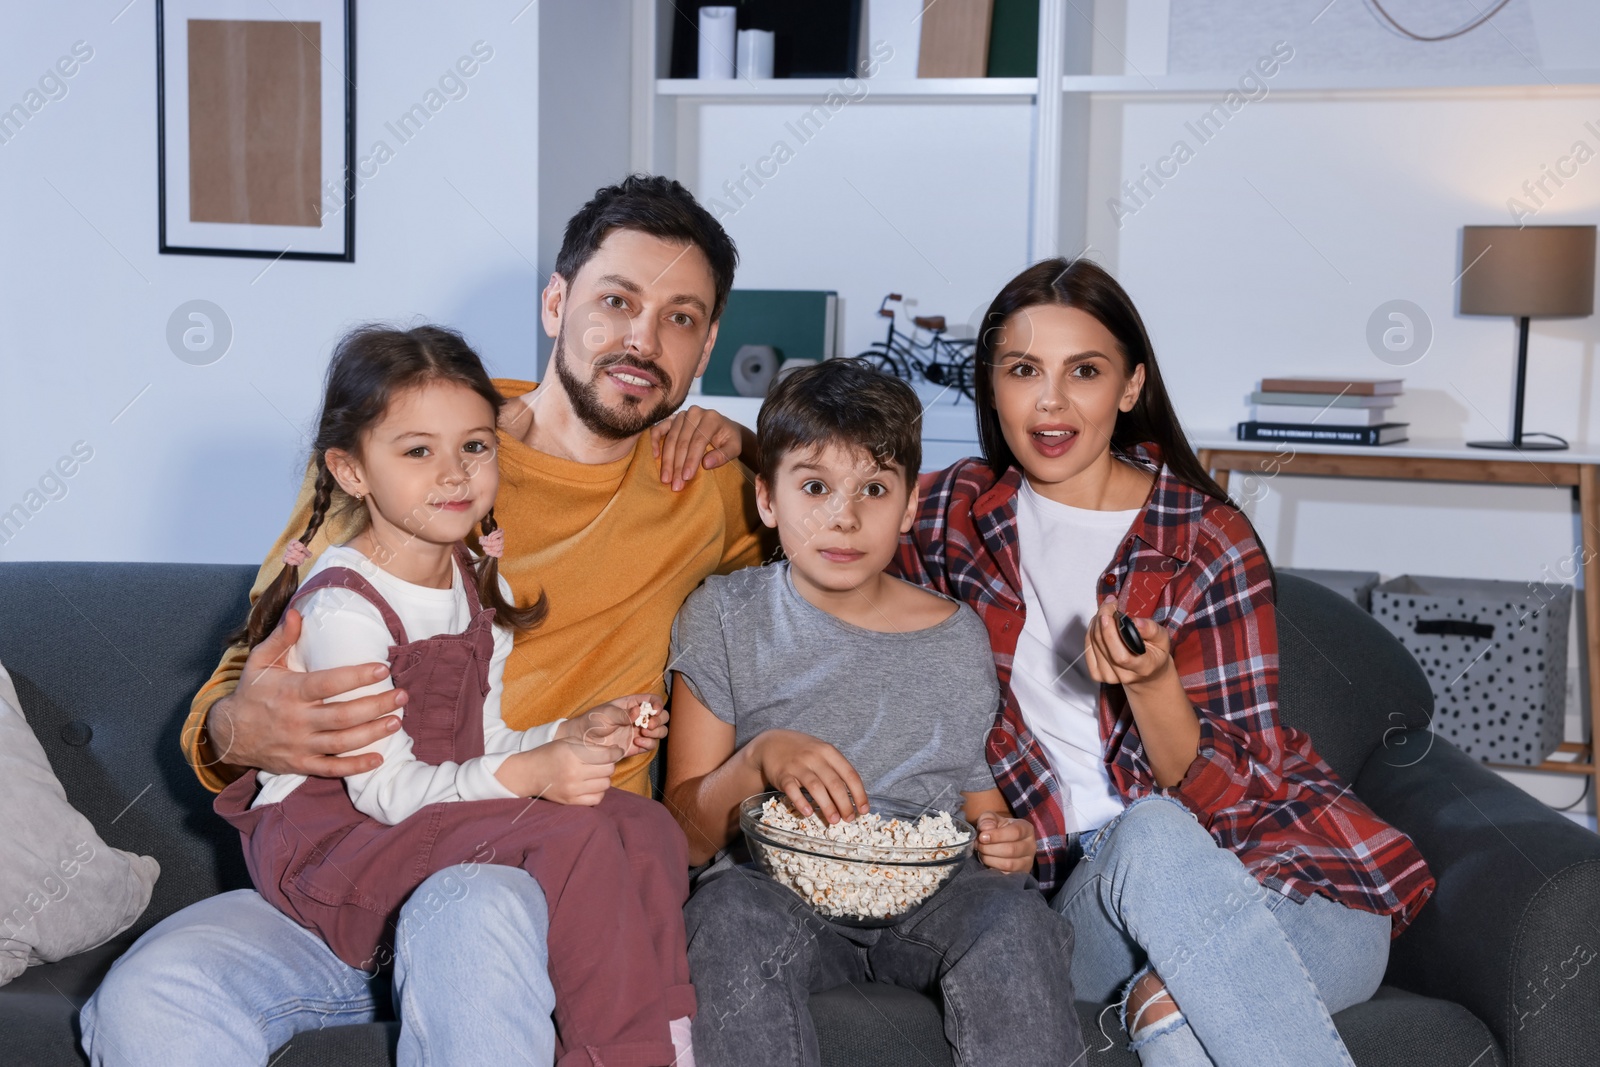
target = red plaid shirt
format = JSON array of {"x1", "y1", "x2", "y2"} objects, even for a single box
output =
[{"x1": 893, "y1": 446, "x2": 1435, "y2": 935}]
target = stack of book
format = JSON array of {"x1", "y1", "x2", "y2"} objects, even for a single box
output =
[{"x1": 1237, "y1": 377, "x2": 1409, "y2": 446}]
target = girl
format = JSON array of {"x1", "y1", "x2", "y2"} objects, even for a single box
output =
[
  {"x1": 892, "y1": 260, "x2": 1437, "y2": 1064},
  {"x1": 213, "y1": 325, "x2": 695, "y2": 1067}
]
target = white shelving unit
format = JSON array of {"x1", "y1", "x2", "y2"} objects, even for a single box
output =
[
  {"x1": 630, "y1": 2, "x2": 1600, "y2": 269},
  {"x1": 627, "y1": 2, "x2": 1600, "y2": 460},
  {"x1": 658, "y1": 77, "x2": 1039, "y2": 99}
]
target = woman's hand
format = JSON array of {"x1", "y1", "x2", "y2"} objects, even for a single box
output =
[
  {"x1": 973, "y1": 812, "x2": 1035, "y2": 874},
  {"x1": 1085, "y1": 597, "x2": 1202, "y2": 789},
  {"x1": 649, "y1": 406, "x2": 753, "y2": 490},
  {"x1": 748, "y1": 729, "x2": 869, "y2": 825},
  {"x1": 561, "y1": 694, "x2": 667, "y2": 758},
  {"x1": 1084, "y1": 598, "x2": 1175, "y2": 691}
]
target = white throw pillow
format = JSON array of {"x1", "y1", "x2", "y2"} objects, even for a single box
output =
[{"x1": 0, "y1": 660, "x2": 159, "y2": 985}]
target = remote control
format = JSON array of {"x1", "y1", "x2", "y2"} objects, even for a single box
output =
[{"x1": 1113, "y1": 610, "x2": 1146, "y2": 656}]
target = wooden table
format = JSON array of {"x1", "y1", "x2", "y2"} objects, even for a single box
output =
[{"x1": 1194, "y1": 435, "x2": 1600, "y2": 803}]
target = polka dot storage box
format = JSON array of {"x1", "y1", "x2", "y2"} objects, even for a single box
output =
[{"x1": 1371, "y1": 575, "x2": 1571, "y2": 766}]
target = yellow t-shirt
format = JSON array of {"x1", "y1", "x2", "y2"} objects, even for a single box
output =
[{"x1": 184, "y1": 379, "x2": 769, "y2": 797}]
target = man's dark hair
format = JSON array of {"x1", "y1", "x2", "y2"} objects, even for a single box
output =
[
  {"x1": 756, "y1": 358, "x2": 922, "y2": 487},
  {"x1": 553, "y1": 174, "x2": 739, "y2": 320}
]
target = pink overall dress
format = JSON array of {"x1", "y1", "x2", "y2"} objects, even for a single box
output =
[{"x1": 215, "y1": 545, "x2": 694, "y2": 1067}]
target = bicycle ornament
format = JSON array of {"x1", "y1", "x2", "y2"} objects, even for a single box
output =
[{"x1": 854, "y1": 294, "x2": 977, "y2": 403}]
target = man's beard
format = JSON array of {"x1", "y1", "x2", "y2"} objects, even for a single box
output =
[{"x1": 552, "y1": 323, "x2": 678, "y2": 440}]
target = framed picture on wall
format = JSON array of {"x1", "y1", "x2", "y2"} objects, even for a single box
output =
[{"x1": 156, "y1": 0, "x2": 355, "y2": 261}]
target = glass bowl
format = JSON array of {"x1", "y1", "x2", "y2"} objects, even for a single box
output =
[{"x1": 739, "y1": 791, "x2": 975, "y2": 928}]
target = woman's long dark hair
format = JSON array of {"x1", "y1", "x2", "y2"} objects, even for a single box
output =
[
  {"x1": 233, "y1": 324, "x2": 548, "y2": 649},
  {"x1": 972, "y1": 257, "x2": 1231, "y2": 505},
  {"x1": 972, "y1": 258, "x2": 1276, "y2": 586}
]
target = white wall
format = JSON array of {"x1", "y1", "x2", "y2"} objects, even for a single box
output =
[
  {"x1": 537, "y1": 0, "x2": 633, "y2": 375},
  {"x1": 1, "y1": 3, "x2": 542, "y2": 565}
]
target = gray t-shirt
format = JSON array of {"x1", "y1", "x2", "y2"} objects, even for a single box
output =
[{"x1": 669, "y1": 562, "x2": 1000, "y2": 810}]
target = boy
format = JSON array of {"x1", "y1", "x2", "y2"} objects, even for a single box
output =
[{"x1": 664, "y1": 359, "x2": 1084, "y2": 1067}]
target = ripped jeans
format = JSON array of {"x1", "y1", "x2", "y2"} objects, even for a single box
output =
[{"x1": 1049, "y1": 794, "x2": 1391, "y2": 1066}]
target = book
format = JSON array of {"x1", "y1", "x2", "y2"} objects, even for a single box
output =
[
  {"x1": 919, "y1": 0, "x2": 993, "y2": 77},
  {"x1": 1252, "y1": 404, "x2": 1392, "y2": 427},
  {"x1": 702, "y1": 289, "x2": 839, "y2": 396},
  {"x1": 1248, "y1": 390, "x2": 1396, "y2": 409},
  {"x1": 1258, "y1": 376, "x2": 1404, "y2": 396},
  {"x1": 986, "y1": 0, "x2": 1038, "y2": 77},
  {"x1": 1238, "y1": 421, "x2": 1410, "y2": 446}
]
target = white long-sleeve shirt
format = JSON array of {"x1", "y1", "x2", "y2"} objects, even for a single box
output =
[{"x1": 252, "y1": 544, "x2": 563, "y2": 823}]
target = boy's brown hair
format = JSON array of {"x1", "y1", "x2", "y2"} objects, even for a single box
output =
[{"x1": 755, "y1": 358, "x2": 922, "y2": 486}]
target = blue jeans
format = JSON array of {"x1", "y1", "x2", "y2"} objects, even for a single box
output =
[
  {"x1": 1051, "y1": 795, "x2": 1390, "y2": 1066},
  {"x1": 81, "y1": 864, "x2": 556, "y2": 1067}
]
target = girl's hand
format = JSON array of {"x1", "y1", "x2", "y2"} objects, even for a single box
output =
[
  {"x1": 649, "y1": 406, "x2": 748, "y2": 490},
  {"x1": 973, "y1": 811, "x2": 1035, "y2": 874},
  {"x1": 563, "y1": 694, "x2": 667, "y2": 758},
  {"x1": 748, "y1": 729, "x2": 869, "y2": 825},
  {"x1": 1084, "y1": 598, "x2": 1174, "y2": 690},
  {"x1": 496, "y1": 738, "x2": 621, "y2": 805}
]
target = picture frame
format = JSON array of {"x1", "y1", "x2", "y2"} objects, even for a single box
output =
[{"x1": 156, "y1": 0, "x2": 355, "y2": 261}]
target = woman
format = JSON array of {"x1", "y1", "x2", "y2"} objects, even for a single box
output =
[{"x1": 889, "y1": 258, "x2": 1435, "y2": 1064}]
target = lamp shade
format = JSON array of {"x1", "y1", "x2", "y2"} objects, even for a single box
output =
[{"x1": 1459, "y1": 225, "x2": 1596, "y2": 318}]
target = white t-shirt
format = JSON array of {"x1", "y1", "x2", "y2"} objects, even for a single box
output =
[
  {"x1": 1010, "y1": 479, "x2": 1140, "y2": 834},
  {"x1": 252, "y1": 544, "x2": 563, "y2": 822}
]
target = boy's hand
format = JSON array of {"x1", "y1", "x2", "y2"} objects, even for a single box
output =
[
  {"x1": 973, "y1": 811, "x2": 1035, "y2": 874},
  {"x1": 562, "y1": 694, "x2": 667, "y2": 758},
  {"x1": 496, "y1": 738, "x2": 622, "y2": 805},
  {"x1": 1084, "y1": 598, "x2": 1174, "y2": 690},
  {"x1": 748, "y1": 729, "x2": 869, "y2": 825},
  {"x1": 649, "y1": 406, "x2": 750, "y2": 490}
]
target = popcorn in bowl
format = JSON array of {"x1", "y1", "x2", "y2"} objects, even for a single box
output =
[{"x1": 740, "y1": 792, "x2": 975, "y2": 926}]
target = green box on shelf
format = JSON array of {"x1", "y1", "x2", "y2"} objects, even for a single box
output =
[
  {"x1": 703, "y1": 289, "x2": 838, "y2": 397},
  {"x1": 986, "y1": 0, "x2": 1038, "y2": 77}
]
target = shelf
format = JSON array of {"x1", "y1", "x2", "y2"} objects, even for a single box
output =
[
  {"x1": 1062, "y1": 69, "x2": 1600, "y2": 96},
  {"x1": 658, "y1": 77, "x2": 1038, "y2": 102},
  {"x1": 1192, "y1": 434, "x2": 1600, "y2": 466}
]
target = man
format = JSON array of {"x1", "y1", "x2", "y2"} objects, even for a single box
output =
[{"x1": 83, "y1": 175, "x2": 767, "y2": 1066}]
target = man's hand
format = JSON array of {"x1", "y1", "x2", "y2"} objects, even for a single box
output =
[
  {"x1": 561, "y1": 693, "x2": 668, "y2": 758},
  {"x1": 649, "y1": 405, "x2": 753, "y2": 490},
  {"x1": 200, "y1": 607, "x2": 404, "y2": 778},
  {"x1": 496, "y1": 738, "x2": 624, "y2": 805},
  {"x1": 973, "y1": 811, "x2": 1035, "y2": 874},
  {"x1": 747, "y1": 729, "x2": 869, "y2": 825}
]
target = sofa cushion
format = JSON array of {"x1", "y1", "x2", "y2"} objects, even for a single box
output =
[
  {"x1": 1338, "y1": 987, "x2": 1504, "y2": 1066},
  {"x1": 0, "y1": 562, "x2": 259, "y2": 937},
  {"x1": 1273, "y1": 573, "x2": 1434, "y2": 785},
  {"x1": 0, "y1": 937, "x2": 129, "y2": 1067},
  {"x1": 0, "y1": 663, "x2": 159, "y2": 985},
  {"x1": 807, "y1": 983, "x2": 1499, "y2": 1067}
]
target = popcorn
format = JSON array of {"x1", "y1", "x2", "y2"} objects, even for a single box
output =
[
  {"x1": 634, "y1": 700, "x2": 657, "y2": 729},
  {"x1": 753, "y1": 797, "x2": 971, "y2": 921}
]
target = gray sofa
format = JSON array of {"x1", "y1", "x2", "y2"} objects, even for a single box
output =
[{"x1": 1, "y1": 562, "x2": 1596, "y2": 1066}]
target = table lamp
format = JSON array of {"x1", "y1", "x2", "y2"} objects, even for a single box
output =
[{"x1": 1460, "y1": 224, "x2": 1596, "y2": 450}]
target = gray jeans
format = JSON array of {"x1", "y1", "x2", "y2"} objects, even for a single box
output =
[{"x1": 686, "y1": 856, "x2": 1084, "y2": 1067}]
